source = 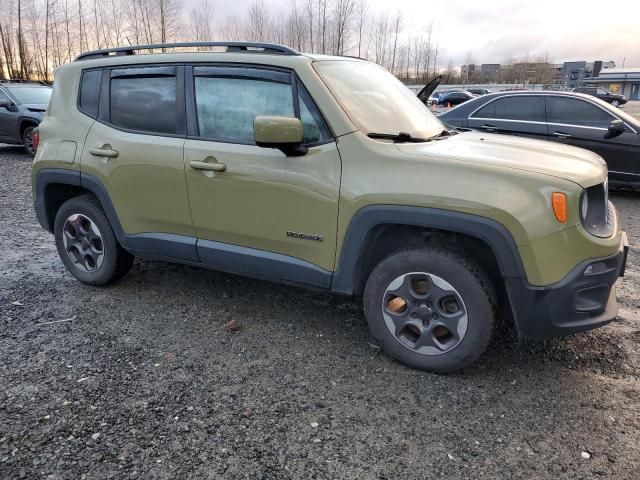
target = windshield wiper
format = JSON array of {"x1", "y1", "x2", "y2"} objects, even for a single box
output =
[
  {"x1": 367, "y1": 132, "x2": 430, "y2": 143},
  {"x1": 429, "y1": 129, "x2": 455, "y2": 139}
]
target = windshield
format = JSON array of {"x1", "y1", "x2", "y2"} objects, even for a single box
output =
[
  {"x1": 314, "y1": 60, "x2": 444, "y2": 139},
  {"x1": 9, "y1": 86, "x2": 52, "y2": 105}
]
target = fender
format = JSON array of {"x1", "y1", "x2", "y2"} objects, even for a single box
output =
[
  {"x1": 34, "y1": 168, "x2": 82, "y2": 231},
  {"x1": 330, "y1": 205, "x2": 528, "y2": 295},
  {"x1": 35, "y1": 168, "x2": 199, "y2": 261},
  {"x1": 16, "y1": 116, "x2": 41, "y2": 140}
]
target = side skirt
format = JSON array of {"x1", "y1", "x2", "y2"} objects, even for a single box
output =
[{"x1": 127, "y1": 233, "x2": 332, "y2": 290}]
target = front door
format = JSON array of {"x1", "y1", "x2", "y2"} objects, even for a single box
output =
[
  {"x1": 0, "y1": 89, "x2": 18, "y2": 141},
  {"x1": 467, "y1": 95, "x2": 548, "y2": 140},
  {"x1": 183, "y1": 66, "x2": 341, "y2": 285},
  {"x1": 80, "y1": 65, "x2": 196, "y2": 259},
  {"x1": 546, "y1": 96, "x2": 640, "y2": 185}
]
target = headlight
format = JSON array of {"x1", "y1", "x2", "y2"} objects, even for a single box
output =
[
  {"x1": 580, "y1": 190, "x2": 589, "y2": 219},
  {"x1": 580, "y1": 183, "x2": 614, "y2": 238}
]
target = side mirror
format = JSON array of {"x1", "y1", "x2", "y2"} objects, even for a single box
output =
[
  {"x1": 0, "y1": 99, "x2": 13, "y2": 109},
  {"x1": 604, "y1": 119, "x2": 625, "y2": 139},
  {"x1": 254, "y1": 116, "x2": 307, "y2": 156}
]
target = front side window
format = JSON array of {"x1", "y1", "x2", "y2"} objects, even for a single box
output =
[
  {"x1": 298, "y1": 87, "x2": 331, "y2": 144},
  {"x1": 0, "y1": 89, "x2": 10, "y2": 102},
  {"x1": 195, "y1": 76, "x2": 294, "y2": 143},
  {"x1": 597, "y1": 88, "x2": 608, "y2": 95},
  {"x1": 472, "y1": 96, "x2": 545, "y2": 122},
  {"x1": 110, "y1": 73, "x2": 177, "y2": 134},
  {"x1": 547, "y1": 97, "x2": 614, "y2": 128}
]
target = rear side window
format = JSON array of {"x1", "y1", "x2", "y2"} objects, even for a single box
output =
[
  {"x1": 472, "y1": 96, "x2": 545, "y2": 122},
  {"x1": 79, "y1": 70, "x2": 102, "y2": 118},
  {"x1": 110, "y1": 72, "x2": 177, "y2": 135},
  {"x1": 547, "y1": 97, "x2": 614, "y2": 128}
]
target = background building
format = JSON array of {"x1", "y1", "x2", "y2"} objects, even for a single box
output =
[{"x1": 588, "y1": 67, "x2": 640, "y2": 99}]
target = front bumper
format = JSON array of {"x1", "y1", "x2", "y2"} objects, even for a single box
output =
[{"x1": 507, "y1": 232, "x2": 629, "y2": 339}]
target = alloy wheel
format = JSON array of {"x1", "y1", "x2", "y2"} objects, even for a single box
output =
[
  {"x1": 382, "y1": 272, "x2": 468, "y2": 356},
  {"x1": 62, "y1": 213, "x2": 105, "y2": 272},
  {"x1": 23, "y1": 128, "x2": 35, "y2": 155}
]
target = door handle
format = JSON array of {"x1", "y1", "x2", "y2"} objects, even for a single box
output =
[
  {"x1": 190, "y1": 160, "x2": 227, "y2": 172},
  {"x1": 89, "y1": 146, "x2": 119, "y2": 158},
  {"x1": 482, "y1": 124, "x2": 497, "y2": 131},
  {"x1": 553, "y1": 131, "x2": 572, "y2": 139}
]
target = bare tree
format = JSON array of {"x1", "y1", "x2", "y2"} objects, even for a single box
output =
[
  {"x1": 332, "y1": 0, "x2": 355, "y2": 55},
  {"x1": 354, "y1": 0, "x2": 367, "y2": 57},
  {"x1": 247, "y1": 0, "x2": 268, "y2": 41}
]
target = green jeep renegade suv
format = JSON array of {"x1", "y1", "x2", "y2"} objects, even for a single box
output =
[{"x1": 32, "y1": 42, "x2": 628, "y2": 372}]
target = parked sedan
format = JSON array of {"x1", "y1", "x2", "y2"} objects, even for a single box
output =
[
  {"x1": 438, "y1": 90, "x2": 476, "y2": 107},
  {"x1": 572, "y1": 87, "x2": 627, "y2": 107},
  {"x1": 439, "y1": 91, "x2": 640, "y2": 189}
]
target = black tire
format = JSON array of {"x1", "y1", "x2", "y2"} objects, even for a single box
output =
[
  {"x1": 22, "y1": 125, "x2": 36, "y2": 155},
  {"x1": 54, "y1": 195, "x2": 134, "y2": 285},
  {"x1": 363, "y1": 246, "x2": 496, "y2": 373}
]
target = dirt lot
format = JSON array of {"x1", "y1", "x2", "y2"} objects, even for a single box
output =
[{"x1": 1, "y1": 146, "x2": 639, "y2": 479}]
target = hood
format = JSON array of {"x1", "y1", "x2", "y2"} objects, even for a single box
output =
[
  {"x1": 396, "y1": 131, "x2": 607, "y2": 188},
  {"x1": 417, "y1": 75, "x2": 442, "y2": 103},
  {"x1": 23, "y1": 103, "x2": 48, "y2": 113}
]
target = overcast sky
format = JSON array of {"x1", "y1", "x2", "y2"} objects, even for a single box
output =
[{"x1": 186, "y1": 0, "x2": 640, "y2": 67}]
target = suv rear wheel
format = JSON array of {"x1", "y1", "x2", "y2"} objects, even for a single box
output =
[
  {"x1": 54, "y1": 195, "x2": 133, "y2": 285},
  {"x1": 22, "y1": 125, "x2": 37, "y2": 155},
  {"x1": 363, "y1": 246, "x2": 496, "y2": 373}
]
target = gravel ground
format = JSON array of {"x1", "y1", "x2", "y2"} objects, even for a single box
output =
[{"x1": 1, "y1": 146, "x2": 639, "y2": 479}]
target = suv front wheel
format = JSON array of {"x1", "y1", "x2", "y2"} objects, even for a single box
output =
[
  {"x1": 22, "y1": 125, "x2": 37, "y2": 155},
  {"x1": 363, "y1": 246, "x2": 496, "y2": 373},
  {"x1": 54, "y1": 195, "x2": 134, "y2": 285}
]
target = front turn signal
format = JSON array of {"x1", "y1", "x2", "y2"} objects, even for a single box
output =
[{"x1": 551, "y1": 192, "x2": 567, "y2": 223}]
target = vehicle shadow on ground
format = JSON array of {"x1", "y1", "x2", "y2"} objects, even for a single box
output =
[{"x1": 107, "y1": 259, "x2": 630, "y2": 379}]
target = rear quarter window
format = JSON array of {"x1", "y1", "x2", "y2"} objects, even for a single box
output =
[{"x1": 78, "y1": 70, "x2": 102, "y2": 118}]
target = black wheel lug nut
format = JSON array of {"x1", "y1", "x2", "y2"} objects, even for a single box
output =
[
  {"x1": 411, "y1": 312, "x2": 418, "y2": 319},
  {"x1": 431, "y1": 312, "x2": 438, "y2": 319}
]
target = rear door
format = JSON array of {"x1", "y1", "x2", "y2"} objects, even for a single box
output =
[
  {"x1": 80, "y1": 65, "x2": 196, "y2": 259},
  {"x1": 545, "y1": 95, "x2": 640, "y2": 184},
  {"x1": 183, "y1": 65, "x2": 341, "y2": 282},
  {"x1": 467, "y1": 95, "x2": 548, "y2": 140}
]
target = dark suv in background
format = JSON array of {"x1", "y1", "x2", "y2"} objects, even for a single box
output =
[
  {"x1": 573, "y1": 87, "x2": 627, "y2": 107},
  {"x1": 0, "y1": 80, "x2": 52, "y2": 154}
]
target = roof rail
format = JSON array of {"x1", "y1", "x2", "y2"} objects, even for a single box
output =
[
  {"x1": 0, "y1": 79, "x2": 49, "y2": 86},
  {"x1": 75, "y1": 42, "x2": 300, "y2": 61}
]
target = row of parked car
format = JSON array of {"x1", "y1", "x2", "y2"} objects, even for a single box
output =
[
  {"x1": 416, "y1": 77, "x2": 638, "y2": 189},
  {"x1": 425, "y1": 81, "x2": 628, "y2": 109}
]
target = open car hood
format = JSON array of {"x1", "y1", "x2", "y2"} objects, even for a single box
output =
[{"x1": 417, "y1": 75, "x2": 442, "y2": 103}]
